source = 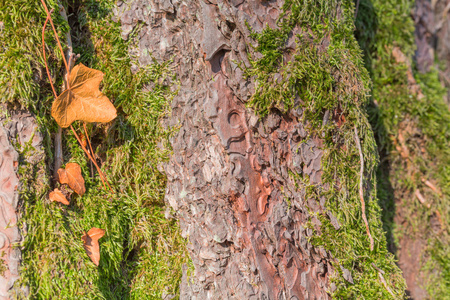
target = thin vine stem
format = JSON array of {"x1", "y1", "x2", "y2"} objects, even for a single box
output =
[
  {"x1": 71, "y1": 125, "x2": 112, "y2": 191},
  {"x1": 82, "y1": 122, "x2": 111, "y2": 191},
  {"x1": 40, "y1": 0, "x2": 69, "y2": 81},
  {"x1": 83, "y1": 123, "x2": 96, "y2": 164},
  {"x1": 42, "y1": 8, "x2": 57, "y2": 98},
  {"x1": 40, "y1": 0, "x2": 113, "y2": 193}
]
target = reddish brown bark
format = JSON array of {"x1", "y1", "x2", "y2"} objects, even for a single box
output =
[
  {"x1": 0, "y1": 110, "x2": 44, "y2": 299},
  {"x1": 117, "y1": 0, "x2": 343, "y2": 298}
]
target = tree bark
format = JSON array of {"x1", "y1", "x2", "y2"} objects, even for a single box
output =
[
  {"x1": 414, "y1": 0, "x2": 450, "y2": 107},
  {"x1": 0, "y1": 108, "x2": 45, "y2": 299},
  {"x1": 389, "y1": 1, "x2": 450, "y2": 298},
  {"x1": 117, "y1": 0, "x2": 341, "y2": 298},
  {"x1": 0, "y1": 116, "x2": 21, "y2": 300}
]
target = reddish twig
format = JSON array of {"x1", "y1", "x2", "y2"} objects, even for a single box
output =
[
  {"x1": 42, "y1": 9, "x2": 57, "y2": 98},
  {"x1": 83, "y1": 123, "x2": 102, "y2": 186},
  {"x1": 354, "y1": 126, "x2": 374, "y2": 251},
  {"x1": 40, "y1": 0, "x2": 69, "y2": 80},
  {"x1": 70, "y1": 125, "x2": 111, "y2": 191},
  {"x1": 421, "y1": 178, "x2": 441, "y2": 195},
  {"x1": 415, "y1": 189, "x2": 430, "y2": 208},
  {"x1": 83, "y1": 123, "x2": 96, "y2": 163},
  {"x1": 40, "y1": 1, "x2": 113, "y2": 193}
]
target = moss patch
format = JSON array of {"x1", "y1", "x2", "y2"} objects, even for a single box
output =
[
  {"x1": 2, "y1": 0, "x2": 189, "y2": 298},
  {"x1": 246, "y1": 0, "x2": 406, "y2": 298},
  {"x1": 355, "y1": 0, "x2": 450, "y2": 298}
]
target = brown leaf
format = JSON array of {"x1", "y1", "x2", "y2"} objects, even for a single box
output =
[
  {"x1": 51, "y1": 63, "x2": 117, "y2": 128},
  {"x1": 58, "y1": 163, "x2": 86, "y2": 195},
  {"x1": 82, "y1": 228, "x2": 105, "y2": 266},
  {"x1": 49, "y1": 188, "x2": 69, "y2": 205},
  {"x1": 57, "y1": 168, "x2": 68, "y2": 184},
  {"x1": 79, "y1": 132, "x2": 87, "y2": 148}
]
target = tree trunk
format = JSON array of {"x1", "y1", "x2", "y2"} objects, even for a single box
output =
[
  {"x1": 0, "y1": 116, "x2": 21, "y2": 300},
  {"x1": 0, "y1": 109, "x2": 45, "y2": 299},
  {"x1": 390, "y1": 1, "x2": 450, "y2": 298},
  {"x1": 117, "y1": 0, "x2": 358, "y2": 299},
  {"x1": 414, "y1": 0, "x2": 450, "y2": 107}
]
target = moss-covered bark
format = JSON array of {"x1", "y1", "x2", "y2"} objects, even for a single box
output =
[
  {"x1": 1, "y1": 0, "x2": 448, "y2": 298},
  {"x1": 355, "y1": 0, "x2": 450, "y2": 298},
  {"x1": 1, "y1": 0, "x2": 189, "y2": 298},
  {"x1": 246, "y1": 0, "x2": 407, "y2": 297}
]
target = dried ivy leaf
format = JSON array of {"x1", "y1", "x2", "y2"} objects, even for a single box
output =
[
  {"x1": 51, "y1": 63, "x2": 117, "y2": 128},
  {"x1": 57, "y1": 163, "x2": 86, "y2": 196},
  {"x1": 49, "y1": 188, "x2": 69, "y2": 205},
  {"x1": 82, "y1": 228, "x2": 105, "y2": 266}
]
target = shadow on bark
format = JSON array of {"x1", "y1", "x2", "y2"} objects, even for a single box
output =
[
  {"x1": 354, "y1": 1, "x2": 422, "y2": 298},
  {"x1": 354, "y1": 0, "x2": 397, "y2": 257}
]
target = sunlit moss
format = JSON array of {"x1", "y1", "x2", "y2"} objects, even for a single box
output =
[
  {"x1": 355, "y1": 0, "x2": 450, "y2": 298},
  {"x1": 246, "y1": 0, "x2": 406, "y2": 298},
  {"x1": 2, "y1": 0, "x2": 189, "y2": 298}
]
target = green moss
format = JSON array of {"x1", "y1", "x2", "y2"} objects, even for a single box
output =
[
  {"x1": 246, "y1": 0, "x2": 406, "y2": 298},
  {"x1": 2, "y1": 0, "x2": 189, "y2": 298},
  {"x1": 0, "y1": 0, "x2": 69, "y2": 108},
  {"x1": 355, "y1": 0, "x2": 450, "y2": 298}
]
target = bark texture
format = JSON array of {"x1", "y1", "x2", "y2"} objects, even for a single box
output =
[
  {"x1": 0, "y1": 122, "x2": 20, "y2": 299},
  {"x1": 414, "y1": 0, "x2": 450, "y2": 106},
  {"x1": 0, "y1": 110, "x2": 44, "y2": 299},
  {"x1": 117, "y1": 0, "x2": 342, "y2": 298},
  {"x1": 390, "y1": 1, "x2": 450, "y2": 298}
]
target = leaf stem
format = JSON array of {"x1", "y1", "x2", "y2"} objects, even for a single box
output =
[
  {"x1": 70, "y1": 125, "x2": 112, "y2": 192},
  {"x1": 42, "y1": 8, "x2": 57, "y2": 98},
  {"x1": 40, "y1": 0, "x2": 70, "y2": 83}
]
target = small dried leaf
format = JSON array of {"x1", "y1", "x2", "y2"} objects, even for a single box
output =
[
  {"x1": 82, "y1": 228, "x2": 105, "y2": 266},
  {"x1": 79, "y1": 132, "x2": 87, "y2": 148},
  {"x1": 51, "y1": 63, "x2": 117, "y2": 128},
  {"x1": 57, "y1": 168, "x2": 68, "y2": 184},
  {"x1": 58, "y1": 163, "x2": 86, "y2": 195},
  {"x1": 49, "y1": 188, "x2": 70, "y2": 205}
]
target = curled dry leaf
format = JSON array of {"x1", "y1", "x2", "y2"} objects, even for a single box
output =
[
  {"x1": 82, "y1": 228, "x2": 105, "y2": 266},
  {"x1": 79, "y1": 132, "x2": 87, "y2": 148},
  {"x1": 58, "y1": 162, "x2": 86, "y2": 195},
  {"x1": 51, "y1": 63, "x2": 117, "y2": 128},
  {"x1": 49, "y1": 188, "x2": 69, "y2": 205}
]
